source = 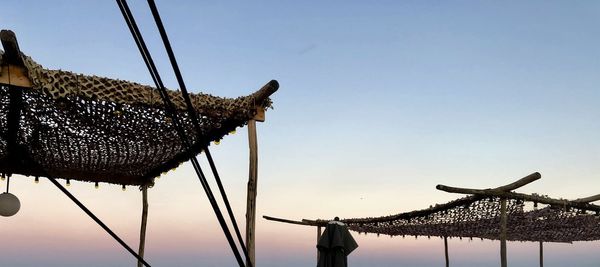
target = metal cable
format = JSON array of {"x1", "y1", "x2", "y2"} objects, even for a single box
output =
[
  {"x1": 145, "y1": 0, "x2": 251, "y2": 264},
  {"x1": 116, "y1": 1, "x2": 246, "y2": 265}
]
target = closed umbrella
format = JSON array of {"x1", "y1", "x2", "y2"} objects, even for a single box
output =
[{"x1": 317, "y1": 218, "x2": 358, "y2": 267}]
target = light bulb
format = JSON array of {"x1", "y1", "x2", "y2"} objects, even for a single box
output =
[
  {"x1": 122, "y1": 185, "x2": 126, "y2": 191},
  {"x1": 34, "y1": 177, "x2": 40, "y2": 184},
  {"x1": 95, "y1": 182, "x2": 99, "y2": 189},
  {"x1": 66, "y1": 179, "x2": 71, "y2": 187}
]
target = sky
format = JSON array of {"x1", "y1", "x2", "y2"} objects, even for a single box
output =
[{"x1": 1, "y1": 1, "x2": 600, "y2": 266}]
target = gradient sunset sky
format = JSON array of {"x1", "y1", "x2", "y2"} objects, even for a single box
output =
[{"x1": 1, "y1": 1, "x2": 600, "y2": 266}]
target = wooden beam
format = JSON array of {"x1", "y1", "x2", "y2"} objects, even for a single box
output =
[
  {"x1": 0, "y1": 29, "x2": 24, "y2": 66},
  {"x1": 137, "y1": 186, "x2": 149, "y2": 267},
  {"x1": 245, "y1": 119, "x2": 258, "y2": 267},
  {"x1": 252, "y1": 80, "x2": 279, "y2": 105},
  {"x1": 494, "y1": 172, "x2": 541, "y2": 192},
  {"x1": 0, "y1": 64, "x2": 32, "y2": 87},
  {"x1": 317, "y1": 226, "x2": 322, "y2": 262},
  {"x1": 263, "y1": 215, "x2": 320, "y2": 226},
  {"x1": 573, "y1": 194, "x2": 600, "y2": 203},
  {"x1": 435, "y1": 186, "x2": 600, "y2": 212},
  {"x1": 253, "y1": 107, "x2": 265, "y2": 122}
]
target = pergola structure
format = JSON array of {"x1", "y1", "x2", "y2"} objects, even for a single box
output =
[
  {"x1": 265, "y1": 172, "x2": 600, "y2": 267},
  {"x1": 1, "y1": 20, "x2": 277, "y2": 266}
]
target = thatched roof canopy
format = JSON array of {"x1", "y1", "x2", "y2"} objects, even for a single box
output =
[{"x1": 0, "y1": 30, "x2": 278, "y2": 186}]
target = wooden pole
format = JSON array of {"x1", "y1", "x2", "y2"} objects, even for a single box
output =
[
  {"x1": 436, "y1": 185, "x2": 600, "y2": 213},
  {"x1": 500, "y1": 198, "x2": 508, "y2": 267},
  {"x1": 317, "y1": 226, "x2": 322, "y2": 261},
  {"x1": 245, "y1": 119, "x2": 258, "y2": 267},
  {"x1": 539, "y1": 241, "x2": 543, "y2": 267},
  {"x1": 444, "y1": 236, "x2": 449, "y2": 267},
  {"x1": 138, "y1": 186, "x2": 149, "y2": 267},
  {"x1": 573, "y1": 194, "x2": 600, "y2": 203}
]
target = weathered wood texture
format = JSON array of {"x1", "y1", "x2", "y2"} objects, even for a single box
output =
[
  {"x1": 573, "y1": 194, "x2": 600, "y2": 203},
  {"x1": 1, "y1": 29, "x2": 24, "y2": 66},
  {"x1": 263, "y1": 215, "x2": 319, "y2": 226},
  {"x1": 138, "y1": 186, "x2": 149, "y2": 267},
  {"x1": 436, "y1": 185, "x2": 600, "y2": 212},
  {"x1": 245, "y1": 120, "x2": 258, "y2": 267},
  {"x1": 494, "y1": 172, "x2": 541, "y2": 191}
]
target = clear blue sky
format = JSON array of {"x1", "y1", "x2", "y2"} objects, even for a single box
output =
[{"x1": 1, "y1": 1, "x2": 599, "y2": 266}]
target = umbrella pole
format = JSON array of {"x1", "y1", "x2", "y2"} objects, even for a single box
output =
[{"x1": 138, "y1": 186, "x2": 149, "y2": 267}]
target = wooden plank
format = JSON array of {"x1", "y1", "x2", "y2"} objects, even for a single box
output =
[
  {"x1": 0, "y1": 64, "x2": 32, "y2": 87},
  {"x1": 253, "y1": 107, "x2": 265, "y2": 122},
  {"x1": 500, "y1": 198, "x2": 507, "y2": 267},
  {"x1": 138, "y1": 186, "x2": 149, "y2": 267},
  {"x1": 245, "y1": 119, "x2": 258, "y2": 267}
]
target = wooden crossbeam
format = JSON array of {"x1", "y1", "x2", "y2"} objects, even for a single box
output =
[
  {"x1": 263, "y1": 215, "x2": 320, "y2": 226},
  {"x1": 573, "y1": 194, "x2": 600, "y2": 203},
  {"x1": 494, "y1": 172, "x2": 541, "y2": 192},
  {"x1": 436, "y1": 185, "x2": 600, "y2": 212},
  {"x1": 1, "y1": 29, "x2": 24, "y2": 66}
]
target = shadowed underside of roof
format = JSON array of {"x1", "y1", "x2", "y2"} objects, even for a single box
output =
[{"x1": 0, "y1": 47, "x2": 278, "y2": 186}]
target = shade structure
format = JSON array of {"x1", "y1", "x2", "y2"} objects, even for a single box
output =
[
  {"x1": 266, "y1": 173, "x2": 600, "y2": 244},
  {"x1": 0, "y1": 38, "x2": 278, "y2": 186}
]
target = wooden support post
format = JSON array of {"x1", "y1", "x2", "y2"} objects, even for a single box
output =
[
  {"x1": 317, "y1": 226, "x2": 322, "y2": 261},
  {"x1": 500, "y1": 198, "x2": 508, "y2": 267},
  {"x1": 444, "y1": 236, "x2": 449, "y2": 267},
  {"x1": 539, "y1": 241, "x2": 543, "y2": 267},
  {"x1": 138, "y1": 186, "x2": 149, "y2": 267},
  {"x1": 245, "y1": 119, "x2": 258, "y2": 267},
  {"x1": 1, "y1": 30, "x2": 24, "y2": 66}
]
